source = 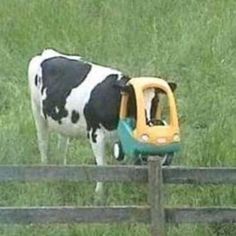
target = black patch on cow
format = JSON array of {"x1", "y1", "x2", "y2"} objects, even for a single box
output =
[
  {"x1": 150, "y1": 82, "x2": 177, "y2": 121},
  {"x1": 91, "y1": 129, "x2": 98, "y2": 143},
  {"x1": 150, "y1": 90, "x2": 160, "y2": 119},
  {"x1": 114, "y1": 75, "x2": 130, "y2": 91},
  {"x1": 40, "y1": 56, "x2": 91, "y2": 123},
  {"x1": 126, "y1": 85, "x2": 137, "y2": 120},
  {"x1": 35, "y1": 75, "x2": 38, "y2": 86},
  {"x1": 84, "y1": 74, "x2": 129, "y2": 142},
  {"x1": 71, "y1": 110, "x2": 80, "y2": 124}
]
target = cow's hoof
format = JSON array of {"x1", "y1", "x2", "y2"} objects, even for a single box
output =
[{"x1": 113, "y1": 141, "x2": 124, "y2": 161}]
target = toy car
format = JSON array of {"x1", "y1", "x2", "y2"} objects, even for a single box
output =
[{"x1": 113, "y1": 77, "x2": 180, "y2": 165}]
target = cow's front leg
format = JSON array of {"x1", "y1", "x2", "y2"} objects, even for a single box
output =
[
  {"x1": 58, "y1": 135, "x2": 69, "y2": 165},
  {"x1": 89, "y1": 128, "x2": 106, "y2": 196}
]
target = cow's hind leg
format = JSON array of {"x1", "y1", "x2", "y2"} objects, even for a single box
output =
[
  {"x1": 89, "y1": 128, "x2": 106, "y2": 196},
  {"x1": 31, "y1": 102, "x2": 49, "y2": 164}
]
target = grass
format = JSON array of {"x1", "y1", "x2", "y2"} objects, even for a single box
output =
[{"x1": 0, "y1": 0, "x2": 236, "y2": 235}]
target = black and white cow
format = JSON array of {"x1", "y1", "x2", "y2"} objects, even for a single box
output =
[{"x1": 28, "y1": 49, "x2": 176, "y2": 194}]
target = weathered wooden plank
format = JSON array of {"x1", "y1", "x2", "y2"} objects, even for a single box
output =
[
  {"x1": 148, "y1": 157, "x2": 165, "y2": 236},
  {"x1": 163, "y1": 167, "x2": 236, "y2": 184},
  {"x1": 0, "y1": 165, "x2": 148, "y2": 183},
  {"x1": 1, "y1": 206, "x2": 236, "y2": 225},
  {"x1": 166, "y1": 207, "x2": 236, "y2": 224},
  {"x1": 0, "y1": 206, "x2": 150, "y2": 224},
  {"x1": 0, "y1": 165, "x2": 236, "y2": 184}
]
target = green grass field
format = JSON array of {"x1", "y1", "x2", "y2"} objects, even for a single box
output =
[{"x1": 0, "y1": 0, "x2": 236, "y2": 235}]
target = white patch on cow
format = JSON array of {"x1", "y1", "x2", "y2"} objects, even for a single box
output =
[
  {"x1": 144, "y1": 88, "x2": 155, "y2": 121},
  {"x1": 55, "y1": 106, "x2": 59, "y2": 114},
  {"x1": 41, "y1": 49, "x2": 82, "y2": 61}
]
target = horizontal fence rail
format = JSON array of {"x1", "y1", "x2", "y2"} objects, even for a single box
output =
[
  {"x1": 0, "y1": 165, "x2": 236, "y2": 184},
  {"x1": 0, "y1": 207, "x2": 235, "y2": 225},
  {"x1": 163, "y1": 167, "x2": 236, "y2": 184},
  {"x1": 165, "y1": 207, "x2": 236, "y2": 224},
  {"x1": 0, "y1": 165, "x2": 148, "y2": 183},
  {"x1": 0, "y1": 206, "x2": 150, "y2": 224}
]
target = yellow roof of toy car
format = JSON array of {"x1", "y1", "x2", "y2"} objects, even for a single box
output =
[{"x1": 128, "y1": 77, "x2": 171, "y2": 92}]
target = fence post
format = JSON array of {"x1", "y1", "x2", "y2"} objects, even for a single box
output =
[{"x1": 148, "y1": 156, "x2": 165, "y2": 236}]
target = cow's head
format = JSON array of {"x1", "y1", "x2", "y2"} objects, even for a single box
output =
[
  {"x1": 149, "y1": 82, "x2": 177, "y2": 124},
  {"x1": 141, "y1": 81, "x2": 177, "y2": 125}
]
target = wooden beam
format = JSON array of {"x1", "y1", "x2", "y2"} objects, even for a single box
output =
[
  {"x1": 148, "y1": 157, "x2": 165, "y2": 236},
  {"x1": 165, "y1": 207, "x2": 236, "y2": 224},
  {"x1": 0, "y1": 165, "x2": 148, "y2": 183},
  {"x1": 163, "y1": 167, "x2": 236, "y2": 184},
  {"x1": 1, "y1": 206, "x2": 235, "y2": 225},
  {"x1": 0, "y1": 206, "x2": 150, "y2": 224},
  {"x1": 0, "y1": 165, "x2": 236, "y2": 184}
]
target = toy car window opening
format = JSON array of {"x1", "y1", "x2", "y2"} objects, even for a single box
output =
[
  {"x1": 144, "y1": 88, "x2": 170, "y2": 127},
  {"x1": 121, "y1": 86, "x2": 171, "y2": 128},
  {"x1": 121, "y1": 86, "x2": 137, "y2": 130}
]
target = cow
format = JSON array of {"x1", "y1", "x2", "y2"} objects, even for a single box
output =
[{"x1": 28, "y1": 49, "x2": 176, "y2": 195}]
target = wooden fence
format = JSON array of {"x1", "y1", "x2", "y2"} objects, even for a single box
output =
[{"x1": 0, "y1": 157, "x2": 236, "y2": 236}]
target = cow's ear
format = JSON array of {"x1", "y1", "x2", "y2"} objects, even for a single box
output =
[
  {"x1": 168, "y1": 82, "x2": 177, "y2": 92},
  {"x1": 156, "y1": 82, "x2": 177, "y2": 94},
  {"x1": 114, "y1": 75, "x2": 130, "y2": 92},
  {"x1": 114, "y1": 79, "x2": 127, "y2": 89}
]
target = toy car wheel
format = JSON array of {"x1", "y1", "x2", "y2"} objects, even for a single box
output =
[
  {"x1": 162, "y1": 153, "x2": 174, "y2": 166},
  {"x1": 113, "y1": 141, "x2": 125, "y2": 161}
]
